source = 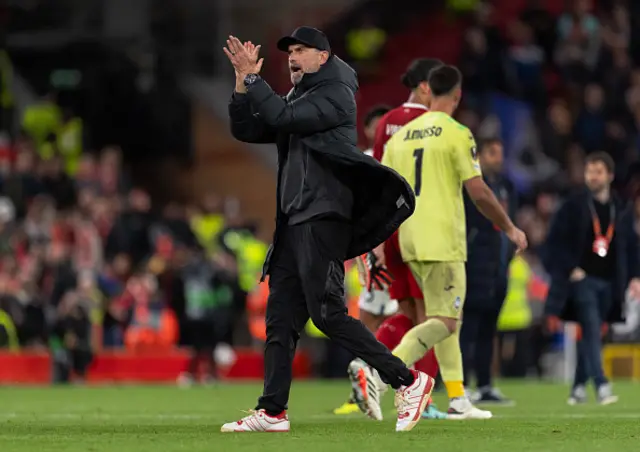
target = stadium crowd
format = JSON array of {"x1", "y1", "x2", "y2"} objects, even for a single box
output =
[
  {"x1": 0, "y1": 93, "x2": 271, "y2": 382},
  {"x1": 2, "y1": 0, "x2": 640, "y2": 386}
]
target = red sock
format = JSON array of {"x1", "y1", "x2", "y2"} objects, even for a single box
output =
[
  {"x1": 375, "y1": 314, "x2": 414, "y2": 350},
  {"x1": 415, "y1": 349, "x2": 439, "y2": 379},
  {"x1": 376, "y1": 314, "x2": 440, "y2": 379}
]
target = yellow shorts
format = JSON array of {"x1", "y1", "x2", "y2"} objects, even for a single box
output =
[{"x1": 409, "y1": 261, "x2": 466, "y2": 319}]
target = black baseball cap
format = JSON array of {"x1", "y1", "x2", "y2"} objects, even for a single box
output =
[
  {"x1": 277, "y1": 26, "x2": 331, "y2": 53},
  {"x1": 401, "y1": 58, "x2": 444, "y2": 89}
]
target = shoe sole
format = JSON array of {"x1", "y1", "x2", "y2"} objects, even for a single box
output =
[
  {"x1": 220, "y1": 425, "x2": 290, "y2": 433},
  {"x1": 473, "y1": 400, "x2": 516, "y2": 407},
  {"x1": 348, "y1": 361, "x2": 383, "y2": 421},
  {"x1": 447, "y1": 413, "x2": 493, "y2": 420},
  {"x1": 598, "y1": 395, "x2": 619, "y2": 406},
  {"x1": 397, "y1": 375, "x2": 435, "y2": 432}
]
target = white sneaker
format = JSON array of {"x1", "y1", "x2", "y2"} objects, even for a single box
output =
[
  {"x1": 597, "y1": 383, "x2": 619, "y2": 406},
  {"x1": 447, "y1": 397, "x2": 493, "y2": 420},
  {"x1": 567, "y1": 385, "x2": 587, "y2": 406},
  {"x1": 348, "y1": 359, "x2": 383, "y2": 421},
  {"x1": 395, "y1": 370, "x2": 435, "y2": 432},
  {"x1": 220, "y1": 409, "x2": 290, "y2": 433}
]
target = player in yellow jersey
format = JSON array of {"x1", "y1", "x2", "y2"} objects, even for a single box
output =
[{"x1": 382, "y1": 65, "x2": 528, "y2": 419}]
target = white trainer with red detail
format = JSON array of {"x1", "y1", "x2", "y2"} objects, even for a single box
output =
[
  {"x1": 395, "y1": 371, "x2": 435, "y2": 432},
  {"x1": 220, "y1": 409, "x2": 290, "y2": 433}
]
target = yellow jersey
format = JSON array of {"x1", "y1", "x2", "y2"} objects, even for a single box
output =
[{"x1": 382, "y1": 111, "x2": 481, "y2": 262}]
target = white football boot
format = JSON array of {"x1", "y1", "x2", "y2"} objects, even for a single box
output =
[{"x1": 348, "y1": 358, "x2": 384, "y2": 421}]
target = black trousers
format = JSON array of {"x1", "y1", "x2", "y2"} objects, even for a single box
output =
[
  {"x1": 460, "y1": 307, "x2": 501, "y2": 389},
  {"x1": 256, "y1": 220, "x2": 413, "y2": 414}
]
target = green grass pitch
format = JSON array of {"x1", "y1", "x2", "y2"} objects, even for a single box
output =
[{"x1": 0, "y1": 380, "x2": 638, "y2": 451}]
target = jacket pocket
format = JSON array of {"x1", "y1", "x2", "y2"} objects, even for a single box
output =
[
  {"x1": 260, "y1": 244, "x2": 275, "y2": 282},
  {"x1": 320, "y1": 260, "x2": 346, "y2": 321}
]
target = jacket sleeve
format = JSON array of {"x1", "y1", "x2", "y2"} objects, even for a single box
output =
[
  {"x1": 246, "y1": 78, "x2": 352, "y2": 134},
  {"x1": 228, "y1": 92, "x2": 277, "y2": 144},
  {"x1": 541, "y1": 199, "x2": 575, "y2": 275}
]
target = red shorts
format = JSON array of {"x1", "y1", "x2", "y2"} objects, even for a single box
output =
[{"x1": 384, "y1": 231, "x2": 423, "y2": 301}]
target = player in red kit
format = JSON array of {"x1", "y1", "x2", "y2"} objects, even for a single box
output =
[{"x1": 346, "y1": 59, "x2": 448, "y2": 420}]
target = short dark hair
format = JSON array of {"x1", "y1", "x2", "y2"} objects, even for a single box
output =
[
  {"x1": 586, "y1": 151, "x2": 615, "y2": 174},
  {"x1": 428, "y1": 65, "x2": 463, "y2": 97},
  {"x1": 478, "y1": 137, "x2": 503, "y2": 153},
  {"x1": 364, "y1": 105, "x2": 391, "y2": 128},
  {"x1": 401, "y1": 58, "x2": 444, "y2": 89}
]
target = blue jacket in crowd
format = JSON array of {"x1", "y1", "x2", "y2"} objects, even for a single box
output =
[{"x1": 464, "y1": 174, "x2": 517, "y2": 312}]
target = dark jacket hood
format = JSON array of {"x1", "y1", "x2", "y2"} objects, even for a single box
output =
[{"x1": 297, "y1": 55, "x2": 359, "y2": 94}]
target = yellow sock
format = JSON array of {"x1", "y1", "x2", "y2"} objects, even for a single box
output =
[
  {"x1": 393, "y1": 318, "x2": 450, "y2": 367},
  {"x1": 434, "y1": 324, "x2": 465, "y2": 399},
  {"x1": 444, "y1": 381, "x2": 465, "y2": 399}
]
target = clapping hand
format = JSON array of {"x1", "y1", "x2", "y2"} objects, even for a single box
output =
[{"x1": 223, "y1": 35, "x2": 264, "y2": 77}]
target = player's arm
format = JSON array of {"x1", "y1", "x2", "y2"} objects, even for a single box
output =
[
  {"x1": 464, "y1": 177, "x2": 514, "y2": 233},
  {"x1": 454, "y1": 131, "x2": 527, "y2": 251}
]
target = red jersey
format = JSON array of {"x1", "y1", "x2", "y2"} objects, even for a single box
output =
[{"x1": 372, "y1": 102, "x2": 429, "y2": 162}]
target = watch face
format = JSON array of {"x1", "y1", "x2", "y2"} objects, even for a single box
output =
[{"x1": 244, "y1": 74, "x2": 258, "y2": 85}]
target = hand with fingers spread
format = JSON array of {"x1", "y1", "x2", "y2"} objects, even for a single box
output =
[
  {"x1": 356, "y1": 251, "x2": 394, "y2": 292},
  {"x1": 223, "y1": 35, "x2": 264, "y2": 78}
]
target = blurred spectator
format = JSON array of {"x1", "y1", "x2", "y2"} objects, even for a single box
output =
[
  {"x1": 21, "y1": 92, "x2": 61, "y2": 152},
  {"x1": 459, "y1": 27, "x2": 496, "y2": 112},
  {"x1": 75, "y1": 154, "x2": 99, "y2": 192},
  {"x1": 496, "y1": 254, "x2": 534, "y2": 379},
  {"x1": 520, "y1": 0, "x2": 557, "y2": 61},
  {"x1": 190, "y1": 192, "x2": 225, "y2": 256},
  {"x1": 105, "y1": 188, "x2": 153, "y2": 267},
  {"x1": 51, "y1": 290, "x2": 94, "y2": 384},
  {"x1": 345, "y1": 14, "x2": 386, "y2": 77},
  {"x1": 40, "y1": 155, "x2": 77, "y2": 211},
  {"x1": 98, "y1": 254, "x2": 131, "y2": 347},
  {"x1": 0, "y1": 49, "x2": 14, "y2": 133},
  {"x1": 472, "y1": 2, "x2": 506, "y2": 76},
  {"x1": 116, "y1": 271, "x2": 178, "y2": 352},
  {"x1": 506, "y1": 20, "x2": 546, "y2": 108},
  {"x1": 174, "y1": 249, "x2": 235, "y2": 386},
  {"x1": 4, "y1": 150, "x2": 43, "y2": 218},
  {"x1": 539, "y1": 99, "x2": 573, "y2": 167},
  {"x1": 98, "y1": 147, "x2": 129, "y2": 195},
  {"x1": 573, "y1": 83, "x2": 606, "y2": 153},
  {"x1": 446, "y1": 0, "x2": 480, "y2": 15},
  {"x1": 56, "y1": 108, "x2": 83, "y2": 176},
  {"x1": 555, "y1": 0, "x2": 601, "y2": 85},
  {"x1": 160, "y1": 202, "x2": 199, "y2": 250},
  {"x1": 0, "y1": 196, "x2": 15, "y2": 254}
]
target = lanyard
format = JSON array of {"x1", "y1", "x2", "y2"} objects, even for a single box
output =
[{"x1": 588, "y1": 198, "x2": 615, "y2": 241}]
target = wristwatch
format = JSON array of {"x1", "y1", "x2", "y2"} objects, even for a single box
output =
[{"x1": 244, "y1": 73, "x2": 259, "y2": 87}]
